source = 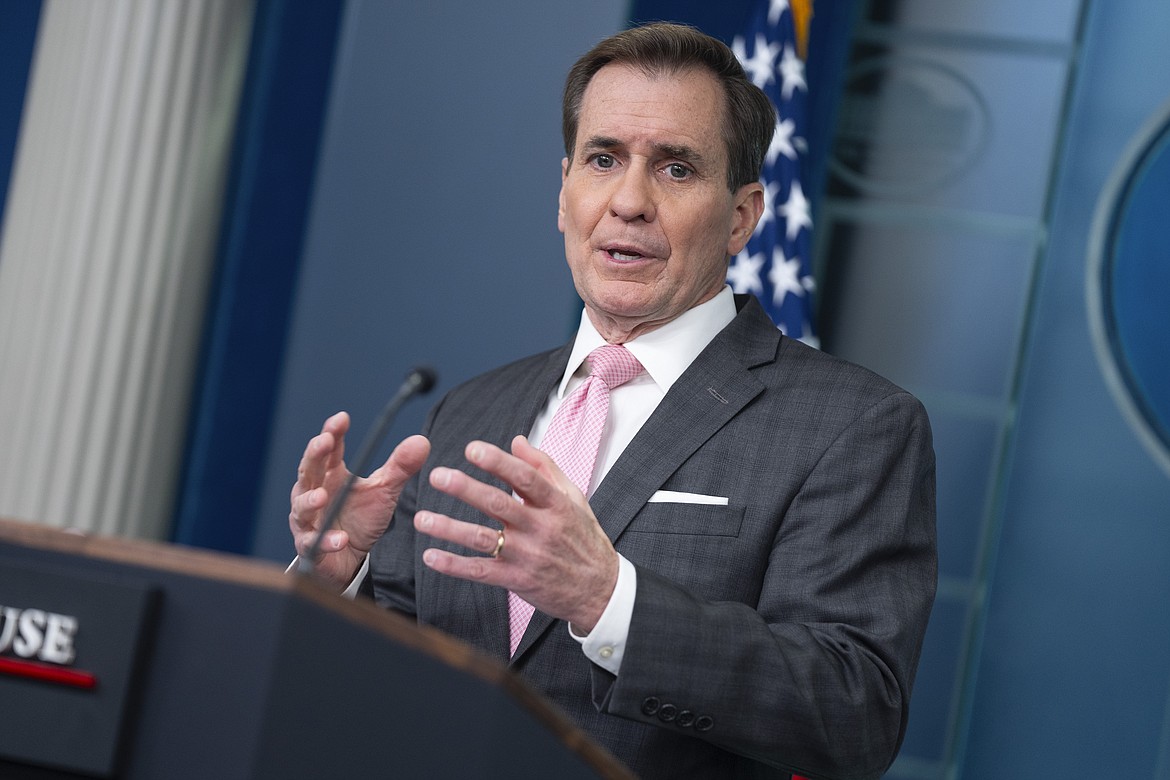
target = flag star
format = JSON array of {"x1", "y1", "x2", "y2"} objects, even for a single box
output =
[
  {"x1": 768, "y1": 0, "x2": 790, "y2": 26},
  {"x1": 731, "y1": 36, "x2": 748, "y2": 68},
  {"x1": 779, "y1": 44, "x2": 807, "y2": 100},
  {"x1": 768, "y1": 248, "x2": 805, "y2": 305},
  {"x1": 753, "y1": 179, "x2": 781, "y2": 236},
  {"x1": 778, "y1": 179, "x2": 812, "y2": 241},
  {"x1": 735, "y1": 33, "x2": 781, "y2": 89},
  {"x1": 727, "y1": 250, "x2": 765, "y2": 295},
  {"x1": 766, "y1": 117, "x2": 798, "y2": 166}
]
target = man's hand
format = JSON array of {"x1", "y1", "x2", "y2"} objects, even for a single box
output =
[
  {"x1": 414, "y1": 435, "x2": 619, "y2": 632},
  {"x1": 290, "y1": 411, "x2": 431, "y2": 590}
]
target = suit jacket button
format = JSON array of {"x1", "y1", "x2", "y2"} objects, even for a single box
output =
[
  {"x1": 676, "y1": 710, "x2": 695, "y2": 728},
  {"x1": 641, "y1": 697, "x2": 660, "y2": 716},
  {"x1": 657, "y1": 703, "x2": 677, "y2": 723},
  {"x1": 695, "y1": 715, "x2": 714, "y2": 732}
]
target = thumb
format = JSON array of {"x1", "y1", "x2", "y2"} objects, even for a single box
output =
[{"x1": 374, "y1": 434, "x2": 431, "y2": 488}]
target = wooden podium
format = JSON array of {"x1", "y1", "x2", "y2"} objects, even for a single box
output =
[{"x1": 0, "y1": 518, "x2": 633, "y2": 779}]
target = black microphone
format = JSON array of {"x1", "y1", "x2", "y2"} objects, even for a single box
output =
[{"x1": 298, "y1": 366, "x2": 438, "y2": 576}]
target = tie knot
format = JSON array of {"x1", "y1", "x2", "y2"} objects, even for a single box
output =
[{"x1": 586, "y1": 344, "x2": 642, "y2": 389}]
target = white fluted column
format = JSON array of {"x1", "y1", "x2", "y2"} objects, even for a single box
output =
[{"x1": 0, "y1": 0, "x2": 255, "y2": 539}]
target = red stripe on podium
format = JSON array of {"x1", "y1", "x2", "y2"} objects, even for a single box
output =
[{"x1": 0, "y1": 656, "x2": 97, "y2": 689}]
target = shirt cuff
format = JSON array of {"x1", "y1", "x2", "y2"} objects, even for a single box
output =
[
  {"x1": 286, "y1": 555, "x2": 369, "y2": 600},
  {"x1": 567, "y1": 554, "x2": 636, "y2": 675}
]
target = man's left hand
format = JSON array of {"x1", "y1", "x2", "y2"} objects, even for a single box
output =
[{"x1": 414, "y1": 435, "x2": 618, "y2": 632}]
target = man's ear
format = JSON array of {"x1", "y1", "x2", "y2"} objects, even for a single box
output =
[
  {"x1": 727, "y1": 182, "x2": 765, "y2": 255},
  {"x1": 557, "y1": 157, "x2": 569, "y2": 232}
]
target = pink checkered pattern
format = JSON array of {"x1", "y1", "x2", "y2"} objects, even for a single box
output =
[{"x1": 508, "y1": 344, "x2": 643, "y2": 656}]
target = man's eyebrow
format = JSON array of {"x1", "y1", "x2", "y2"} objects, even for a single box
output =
[
  {"x1": 581, "y1": 135, "x2": 623, "y2": 153},
  {"x1": 654, "y1": 143, "x2": 706, "y2": 166},
  {"x1": 580, "y1": 137, "x2": 708, "y2": 167}
]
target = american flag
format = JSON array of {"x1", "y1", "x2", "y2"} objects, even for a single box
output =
[{"x1": 728, "y1": 0, "x2": 817, "y2": 347}]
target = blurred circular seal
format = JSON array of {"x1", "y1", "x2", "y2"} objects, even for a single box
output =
[
  {"x1": 830, "y1": 55, "x2": 991, "y2": 197},
  {"x1": 1087, "y1": 98, "x2": 1170, "y2": 477}
]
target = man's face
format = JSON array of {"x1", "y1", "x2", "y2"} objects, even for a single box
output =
[{"x1": 558, "y1": 64, "x2": 763, "y2": 342}]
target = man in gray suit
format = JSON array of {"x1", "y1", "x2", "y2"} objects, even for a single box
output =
[{"x1": 290, "y1": 22, "x2": 935, "y2": 780}]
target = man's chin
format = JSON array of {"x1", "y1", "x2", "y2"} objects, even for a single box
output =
[{"x1": 582, "y1": 297, "x2": 677, "y2": 341}]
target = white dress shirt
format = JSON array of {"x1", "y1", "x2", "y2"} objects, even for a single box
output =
[{"x1": 532, "y1": 287, "x2": 736, "y2": 674}]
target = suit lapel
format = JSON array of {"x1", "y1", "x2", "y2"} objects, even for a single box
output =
[
  {"x1": 591, "y1": 295, "x2": 780, "y2": 541},
  {"x1": 512, "y1": 296, "x2": 782, "y2": 660},
  {"x1": 466, "y1": 344, "x2": 570, "y2": 661}
]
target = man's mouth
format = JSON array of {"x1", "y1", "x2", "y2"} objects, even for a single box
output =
[{"x1": 603, "y1": 243, "x2": 657, "y2": 262}]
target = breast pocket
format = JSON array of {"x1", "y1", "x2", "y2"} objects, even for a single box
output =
[{"x1": 624, "y1": 501, "x2": 745, "y2": 537}]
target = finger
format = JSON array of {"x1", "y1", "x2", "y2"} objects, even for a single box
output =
[
  {"x1": 507, "y1": 435, "x2": 582, "y2": 504},
  {"x1": 294, "y1": 439, "x2": 321, "y2": 492},
  {"x1": 420, "y1": 547, "x2": 501, "y2": 586},
  {"x1": 289, "y1": 488, "x2": 339, "y2": 559},
  {"x1": 297, "y1": 528, "x2": 350, "y2": 560},
  {"x1": 289, "y1": 484, "x2": 327, "y2": 529},
  {"x1": 295, "y1": 414, "x2": 347, "y2": 492},
  {"x1": 429, "y1": 465, "x2": 529, "y2": 529},
  {"x1": 414, "y1": 511, "x2": 503, "y2": 557},
  {"x1": 321, "y1": 411, "x2": 350, "y2": 472},
  {"x1": 462, "y1": 438, "x2": 566, "y2": 508},
  {"x1": 289, "y1": 483, "x2": 341, "y2": 550}
]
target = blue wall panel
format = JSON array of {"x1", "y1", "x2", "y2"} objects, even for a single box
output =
[
  {"x1": 962, "y1": 1, "x2": 1170, "y2": 776},
  {"x1": 249, "y1": 0, "x2": 629, "y2": 560}
]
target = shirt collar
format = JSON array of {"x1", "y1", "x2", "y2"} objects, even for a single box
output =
[{"x1": 557, "y1": 286, "x2": 737, "y2": 398}]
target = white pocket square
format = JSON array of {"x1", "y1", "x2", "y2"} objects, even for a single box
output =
[{"x1": 647, "y1": 490, "x2": 729, "y2": 506}]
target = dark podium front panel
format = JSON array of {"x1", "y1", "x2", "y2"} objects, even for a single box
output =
[{"x1": 0, "y1": 518, "x2": 632, "y2": 780}]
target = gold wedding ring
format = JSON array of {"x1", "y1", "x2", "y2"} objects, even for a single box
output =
[{"x1": 490, "y1": 529, "x2": 505, "y2": 558}]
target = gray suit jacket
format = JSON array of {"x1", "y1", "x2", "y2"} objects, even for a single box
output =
[{"x1": 368, "y1": 295, "x2": 937, "y2": 779}]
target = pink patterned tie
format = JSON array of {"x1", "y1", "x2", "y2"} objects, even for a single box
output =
[{"x1": 507, "y1": 344, "x2": 643, "y2": 656}]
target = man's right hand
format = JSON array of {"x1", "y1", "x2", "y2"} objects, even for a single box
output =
[{"x1": 289, "y1": 411, "x2": 431, "y2": 589}]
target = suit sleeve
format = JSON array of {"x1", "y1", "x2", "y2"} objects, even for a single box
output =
[{"x1": 590, "y1": 389, "x2": 937, "y2": 780}]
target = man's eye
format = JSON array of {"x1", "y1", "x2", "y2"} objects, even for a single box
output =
[
  {"x1": 666, "y1": 163, "x2": 690, "y2": 179},
  {"x1": 594, "y1": 154, "x2": 615, "y2": 169}
]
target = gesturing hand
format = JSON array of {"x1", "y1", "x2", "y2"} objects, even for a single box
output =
[
  {"x1": 289, "y1": 411, "x2": 431, "y2": 590},
  {"x1": 414, "y1": 435, "x2": 619, "y2": 632}
]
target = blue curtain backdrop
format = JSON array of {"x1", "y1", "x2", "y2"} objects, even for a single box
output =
[
  {"x1": 170, "y1": 0, "x2": 346, "y2": 553},
  {"x1": 0, "y1": 1, "x2": 43, "y2": 231}
]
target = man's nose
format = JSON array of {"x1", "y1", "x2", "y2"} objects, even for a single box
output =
[{"x1": 608, "y1": 168, "x2": 657, "y2": 222}]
